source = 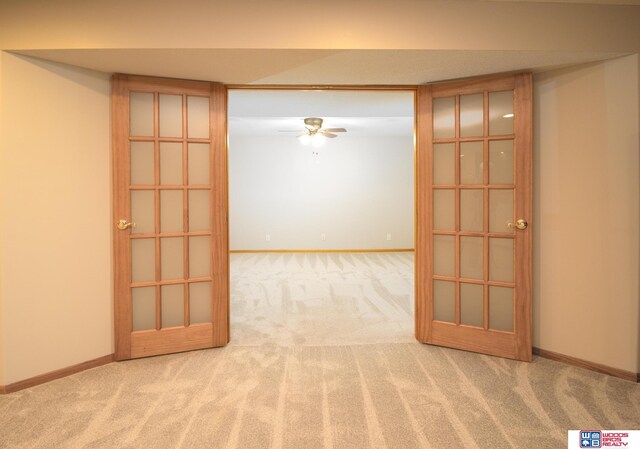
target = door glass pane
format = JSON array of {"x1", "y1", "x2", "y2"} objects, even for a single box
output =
[
  {"x1": 489, "y1": 189, "x2": 514, "y2": 233},
  {"x1": 189, "y1": 190, "x2": 211, "y2": 231},
  {"x1": 460, "y1": 236, "x2": 483, "y2": 279},
  {"x1": 188, "y1": 143, "x2": 210, "y2": 185},
  {"x1": 433, "y1": 280, "x2": 455, "y2": 323},
  {"x1": 130, "y1": 92, "x2": 154, "y2": 137},
  {"x1": 433, "y1": 143, "x2": 455, "y2": 185},
  {"x1": 159, "y1": 94, "x2": 183, "y2": 138},
  {"x1": 130, "y1": 142, "x2": 154, "y2": 185},
  {"x1": 190, "y1": 282, "x2": 211, "y2": 324},
  {"x1": 460, "y1": 141, "x2": 483, "y2": 184},
  {"x1": 433, "y1": 235, "x2": 455, "y2": 277},
  {"x1": 489, "y1": 91, "x2": 514, "y2": 136},
  {"x1": 460, "y1": 189, "x2": 483, "y2": 232},
  {"x1": 160, "y1": 190, "x2": 183, "y2": 233},
  {"x1": 187, "y1": 96, "x2": 210, "y2": 138},
  {"x1": 489, "y1": 140, "x2": 514, "y2": 185},
  {"x1": 189, "y1": 236, "x2": 211, "y2": 278},
  {"x1": 131, "y1": 190, "x2": 155, "y2": 234},
  {"x1": 489, "y1": 286, "x2": 513, "y2": 331},
  {"x1": 489, "y1": 238, "x2": 514, "y2": 282},
  {"x1": 160, "y1": 142, "x2": 183, "y2": 185},
  {"x1": 131, "y1": 238, "x2": 155, "y2": 282},
  {"x1": 433, "y1": 97, "x2": 455, "y2": 139},
  {"x1": 433, "y1": 189, "x2": 455, "y2": 231},
  {"x1": 460, "y1": 94, "x2": 483, "y2": 137},
  {"x1": 460, "y1": 283, "x2": 483, "y2": 327},
  {"x1": 132, "y1": 287, "x2": 155, "y2": 331},
  {"x1": 161, "y1": 284, "x2": 184, "y2": 328},
  {"x1": 161, "y1": 237, "x2": 184, "y2": 280}
]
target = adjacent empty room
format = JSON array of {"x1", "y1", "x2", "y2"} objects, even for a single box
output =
[{"x1": 227, "y1": 89, "x2": 416, "y2": 346}]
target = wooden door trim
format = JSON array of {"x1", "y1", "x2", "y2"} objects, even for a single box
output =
[
  {"x1": 514, "y1": 73, "x2": 533, "y2": 361},
  {"x1": 415, "y1": 84, "x2": 433, "y2": 343},
  {"x1": 112, "y1": 75, "x2": 132, "y2": 360},
  {"x1": 211, "y1": 83, "x2": 229, "y2": 346}
]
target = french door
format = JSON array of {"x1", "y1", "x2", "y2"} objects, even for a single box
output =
[
  {"x1": 112, "y1": 75, "x2": 228, "y2": 360},
  {"x1": 415, "y1": 73, "x2": 533, "y2": 361}
]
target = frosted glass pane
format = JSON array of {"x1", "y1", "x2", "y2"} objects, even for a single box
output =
[
  {"x1": 190, "y1": 282, "x2": 211, "y2": 324},
  {"x1": 460, "y1": 189, "x2": 483, "y2": 232},
  {"x1": 490, "y1": 286, "x2": 513, "y2": 331},
  {"x1": 159, "y1": 94, "x2": 183, "y2": 138},
  {"x1": 433, "y1": 189, "x2": 455, "y2": 231},
  {"x1": 460, "y1": 236, "x2": 483, "y2": 279},
  {"x1": 489, "y1": 189, "x2": 514, "y2": 233},
  {"x1": 189, "y1": 236, "x2": 211, "y2": 278},
  {"x1": 489, "y1": 140, "x2": 514, "y2": 185},
  {"x1": 433, "y1": 97, "x2": 455, "y2": 139},
  {"x1": 433, "y1": 280, "x2": 455, "y2": 323},
  {"x1": 433, "y1": 143, "x2": 455, "y2": 185},
  {"x1": 130, "y1": 142, "x2": 154, "y2": 185},
  {"x1": 130, "y1": 92, "x2": 154, "y2": 137},
  {"x1": 433, "y1": 235, "x2": 455, "y2": 277},
  {"x1": 189, "y1": 190, "x2": 210, "y2": 231},
  {"x1": 132, "y1": 287, "x2": 155, "y2": 331},
  {"x1": 131, "y1": 190, "x2": 155, "y2": 234},
  {"x1": 131, "y1": 238, "x2": 155, "y2": 282},
  {"x1": 489, "y1": 91, "x2": 514, "y2": 136},
  {"x1": 460, "y1": 141, "x2": 483, "y2": 185},
  {"x1": 460, "y1": 283, "x2": 483, "y2": 327},
  {"x1": 188, "y1": 143, "x2": 210, "y2": 185},
  {"x1": 161, "y1": 284, "x2": 184, "y2": 328},
  {"x1": 160, "y1": 142, "x2": 183, "y2": 185},
  {"x1": 490, "y1": 238, "x2": 514, "y2": 282},
  {"x1": 161, "y1": 237, "x2": 183, "y2": 280},
  {"x1": 187, "y1": 96, "x2": 210, "y2": 138},
  {"x1": 160, "y1": 190, "x2": 183, "y2": 233},
  {"x1": 460, "y1": 94, "x2": 483, "y2": 138}
]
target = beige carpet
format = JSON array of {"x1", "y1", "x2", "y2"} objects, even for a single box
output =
[
  {"x1": 1, "y1": 252, "x2": 638, "y2": 449},
  {"x1": 230, "y1": 252, "x2": 415, "y2": 346}
]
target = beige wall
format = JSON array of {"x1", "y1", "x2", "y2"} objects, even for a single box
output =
[
  {"x1": 0, "y1": 49, "x2": 638, "y2": 385},
  {"x1": 0, "y1": 52, "x2": 113, "y2": 384},
  {"x1": 533, "y1": 54, "x2": 640, "y2": 373}
]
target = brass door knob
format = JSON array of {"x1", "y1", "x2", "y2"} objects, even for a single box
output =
[
  {"x1": 116, "y1": 219, "x2": 137, "y2": 230},
  {"x1": 507, "y1": 219, "x2": 528, "y2": 231}
]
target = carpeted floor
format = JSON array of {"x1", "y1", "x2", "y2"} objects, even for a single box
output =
[
  {"x1": 230, "y1": 252, "x2": 415, "y2": 347},
  {"x1": 1, "y1": 252, "x2": 638, "y2": 449}
]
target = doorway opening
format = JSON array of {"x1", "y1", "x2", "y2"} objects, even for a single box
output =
[{"x1": 227, "y1": 89, "x2": 417, "y2": 345}]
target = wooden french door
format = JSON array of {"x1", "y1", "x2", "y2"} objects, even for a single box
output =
[
  {"x1": 415, "y1": 73, "x2": 532, "y2": 361},
  {"x1": 112, "y1": 75, "x2": 228, "y2": 360}
]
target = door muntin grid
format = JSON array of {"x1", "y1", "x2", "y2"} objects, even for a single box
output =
[
  {"x1": 432, "y1": 91, "x2": 516, "y2": 332},
  {"x1": 129, "y1": 91, "x2": 213, "y2": 331}
]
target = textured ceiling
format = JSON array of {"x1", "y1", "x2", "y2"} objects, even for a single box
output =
[{"x1": 229, "y1": 90, "x2": 415, "y2": 137}]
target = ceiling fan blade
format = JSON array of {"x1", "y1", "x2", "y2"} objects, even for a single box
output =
[
  {"x1": 322, "y1": 128, "x2": 347, "y2": 133},
  {"x1": 321, "y1": 132, "x2": 338, "y2": 138}
]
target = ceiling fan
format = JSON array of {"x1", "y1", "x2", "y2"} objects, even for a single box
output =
[{"x1": 279, "y1": 117, "x2": 347, "y2": 139}]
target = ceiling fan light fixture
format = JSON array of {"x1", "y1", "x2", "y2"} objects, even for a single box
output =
[
  {"x1": 288, "y1": 117, "x2": 347, "y2": 145},
  {"x1": 298, "y1": 133, "x2": 312, "y2": 145}
]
